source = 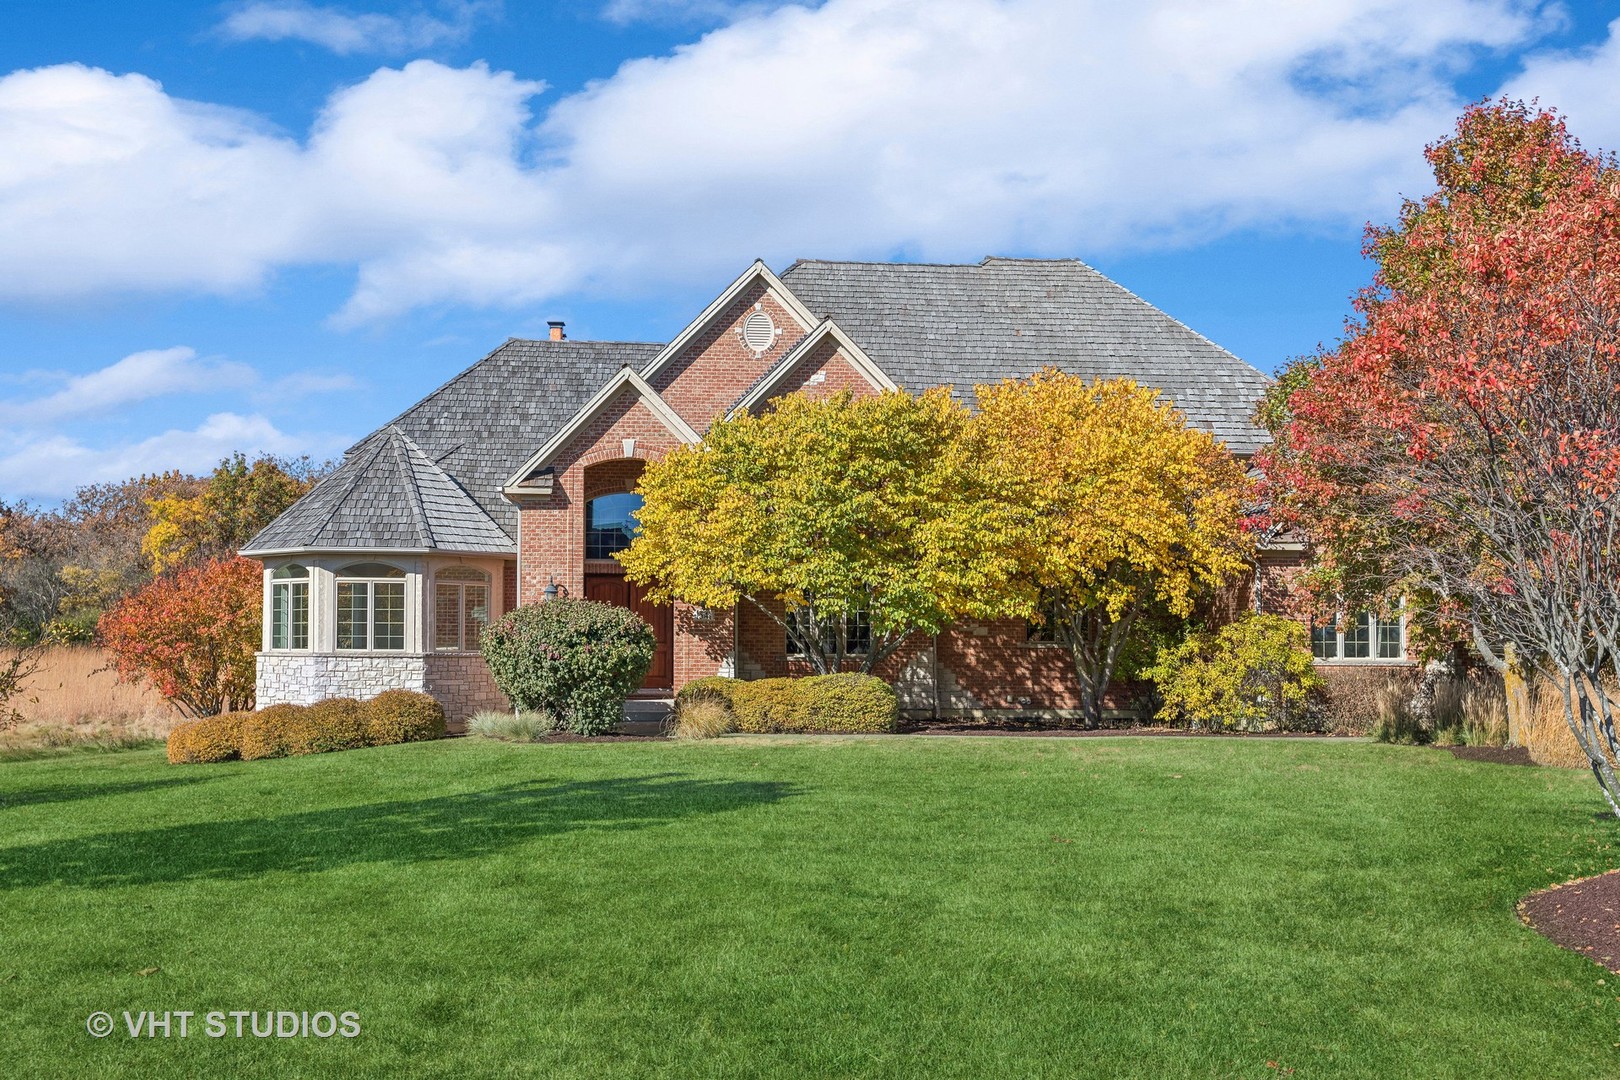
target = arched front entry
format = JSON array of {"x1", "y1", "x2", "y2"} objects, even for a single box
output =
[{"x1": 581, "y1": 460, "x2": 674, "y2": 691}]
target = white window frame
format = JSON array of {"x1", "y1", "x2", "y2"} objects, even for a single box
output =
[
  {"x1": 433, "y1": 567, "x2": 491, "y2": 653},
  {"x1": 335, "y1": 563, "x2": 407, "y2": 652},
  {"x1": 1312, "y1": 610, "x2": 1407, "y2": 664},
  {"x1": 785, "y1": 608, "x2": 871, "y2": 659},
  {"x1": 269, "y1": 564, "x2": 310, "y2": 651}
]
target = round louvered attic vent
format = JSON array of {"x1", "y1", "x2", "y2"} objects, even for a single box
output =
[{"x1": 742, "y1": 310, "x2": 775, "y2": 352}]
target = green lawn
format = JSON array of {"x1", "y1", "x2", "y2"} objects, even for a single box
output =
[{"x1": 0, "y1": 735, "x2": 1616, "y2": 1078}]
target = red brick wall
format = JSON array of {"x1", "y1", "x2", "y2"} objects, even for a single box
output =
[
  {"x1": 651, "y1": 281, "x2": 810, "y2": 429},
  {"x1": 748, "y1": 336, "x2": 880, "y2": 409},
  {"x1": 515, "y1": 391, "x2": 685, "y2": 605},
  {"x1": 502, "y1": 561, "x2": 518, "y2": 614}
]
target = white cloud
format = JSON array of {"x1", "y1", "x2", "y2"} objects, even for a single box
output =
[
  {"x1": 2, "y1": 0, "x2": 1615, "y2": 323},
  {"x1": 0, "y1": 413, "x2": 348, "y2": 501},
  {"x1": 1504, "y1": 16, "x2": 1620, "y2": 153},
  {"x1": 216, "y1": 1, "x2": 493, "y2": 55},
  {"x1": 0, "y1": 347, "x2": 255, "y2": 422},
  {"x1": 601, "y1": 1, "x2": 805, "y2": 26}
]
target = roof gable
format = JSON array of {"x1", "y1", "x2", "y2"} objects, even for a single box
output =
[
  {"x1": 637, "y1": 260, "x2": 819, "y2": 387},
  {"x1": 501, "y1": 367, "x2": 700, "y2": 496},
  {"x1": 728, "y1": 318, "x2": 896, "y2": 417}
]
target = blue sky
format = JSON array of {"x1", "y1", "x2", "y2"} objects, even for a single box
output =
[{"x1": 1, "y1": 0, "x2": 1618, "y2": 502}]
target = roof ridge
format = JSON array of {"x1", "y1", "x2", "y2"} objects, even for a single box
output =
[{"x1": 388, "y1": 426, "x2": 435, "y2": 549}]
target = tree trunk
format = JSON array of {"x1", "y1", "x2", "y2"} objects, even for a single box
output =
[{"x1": 1062, "y1": 605, "x2": 1136, "y2": 729}]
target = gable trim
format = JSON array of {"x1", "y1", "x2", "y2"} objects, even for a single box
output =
[
  {"x1": 500, "y1": 367, "x2": 700, "y2": 498},
  {"x1": 727, "y1": 318, "x2": 898, "y2": 418},
  {"x1": 638, "y1": 260, "x2": 820, "y2": 385}
]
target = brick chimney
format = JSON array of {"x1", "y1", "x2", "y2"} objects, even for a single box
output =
[{"x1": 547, "y1": 320, "x2": 566, "y2": 341}]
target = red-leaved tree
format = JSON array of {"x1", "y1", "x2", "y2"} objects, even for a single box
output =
[
  {"x1": 1259, "y1": 100, "x2": 1620, "y2": 813},
  {"x1": 99, "y1": 556, "x2": 261, "y2": 717}
]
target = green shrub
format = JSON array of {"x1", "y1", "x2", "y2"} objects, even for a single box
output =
[
  {"x1": 799, "y1": 673, "x2": 898, "y2": 733},
  {"x1": 167, "y1": 711, "x2": 249, "y2": 764},
  {"x1": 366, "y1": 690, "x2": 446, "y2": 745},
  {"x1": 290, "y1": 698, "x2": 371, "y2": 755},
  {"x1": 1147, "y1": 615, "x2": 1325, "y2": 732},
  {"x1": 468, "y1": 709, "x2": 560, "y2": 742},
  {"x1": 480, "y1": 599, "x2": 656, "y2": 736},
  {"x1": 731, "y1": 674, "x2": 897, "y2": 734},
  {"x1": 240, "y1": 703, "x2": 309, "y2": 760}
]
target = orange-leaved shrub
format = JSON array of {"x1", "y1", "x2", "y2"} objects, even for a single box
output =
[
  {"x1": 366, "y1": 689, "x2": 446, "y2": 745},
  {"x1": 167, "y1": 711, "x2": 251, "y2": 763},
  {"x1": 240, "y1": 703, "x2": 309, "y2": 760}
]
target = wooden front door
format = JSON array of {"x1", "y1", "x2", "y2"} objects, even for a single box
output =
[{"x1": 584, "y1": 574, "x2": 674, "y2": 691}]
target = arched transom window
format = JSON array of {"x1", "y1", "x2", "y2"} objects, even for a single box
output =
[
  {"x1": 435, "y1": 566, "x2": 490, "y2": 652},
  {"x1": 586, "y1": 492, "x2": 643, "y2": 560},
  {"x1": 336, "y1": 562, "x2": 406, "y2": 651}
]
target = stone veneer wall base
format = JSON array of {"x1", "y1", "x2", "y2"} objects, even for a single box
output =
[{"x1": 257, "y1": 652, "x2": 510, "y2": 727}]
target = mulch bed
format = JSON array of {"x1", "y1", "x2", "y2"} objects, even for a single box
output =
[
  {"x1": 1520, "y1": 870, "x2": 1620, "y2": 973},
  {"x1": 1444, "y1": 744, "x2": 1537, "y2": 766},
  {"x1": 897, "y1": 720, "x2": 1355, "y2": 739}
]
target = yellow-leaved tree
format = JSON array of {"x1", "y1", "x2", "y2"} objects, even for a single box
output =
[
  {"x1": 620, "y1": 389, "x2": 1006, "y2": 674},
  {"x1": 965, "y1": 371, "x2": 1252, "y2": 726},
  {"x1": 142, "y1": 453, "x2": 324, "y2": 572}
]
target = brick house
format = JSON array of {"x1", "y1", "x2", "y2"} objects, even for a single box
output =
[{"x1": 242, "y1": 257, "x2": 1410, "y2": 722}]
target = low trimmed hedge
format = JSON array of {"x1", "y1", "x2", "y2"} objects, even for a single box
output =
[
  {"x1": 167, "y1": 690, "x2": 445, "y2": 765},
  {"x1": 166, "y1": 711, "x2": 251, "y2": 764},
  {"x1": 676, "y1": 674, "x2": 897, "y2": 734}
]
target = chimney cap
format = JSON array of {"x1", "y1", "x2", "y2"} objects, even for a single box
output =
[{"x1": 546, "y1": 320, "x2": 566, "y2": 341}]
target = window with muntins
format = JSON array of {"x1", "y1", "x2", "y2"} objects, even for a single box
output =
[
  {"x1": 1311, "y1": 611, "x2": 1404, "y2": 662},
  {"x1": 434, "y1": 567, "x2": 490, "y2": 652},
  {"x1": 786, "y1": 608, "x2": 870, "y2": 657},
  {"x1": 270, "y1": 564, "x2": 309, "y2": 650},
  {"x1": 586, "y1": 493, "x2": 643, "y2": 560},
  {"x1": 336, "y1": 563, "x2": 406, "y2": 651}
]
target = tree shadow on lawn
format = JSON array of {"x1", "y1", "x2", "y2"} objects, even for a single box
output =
[
  {"x1": 0, "y1": 773, "x2": 798, "y2": 890},
  {"x1": 0, "y1": 775, "x2": 214, "y2": 811}
]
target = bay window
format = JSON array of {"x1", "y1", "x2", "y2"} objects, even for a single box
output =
[
  {"x1": 434, "y1": 566, "x2": 490, "y2": 651},
  {"x1": 270, "y1": 564, "x2": 309, "y2": 650},
  {"x1": 336, "y1": 562, "x2": 406, "y2": 651}
]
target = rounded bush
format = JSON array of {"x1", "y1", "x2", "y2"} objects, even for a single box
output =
[
  {"x1": 240, "y1": 703, "x2": 309, "y2": 760},
  {"x1": 167, "y1": 711, "x2": 249, "y2": 764},
  {"x1": 290, "y1": 698, "x2": 371, "y2": 755},
  {"x1": 481, "y1": 599, "x2": 656, "y2": 736},
  {"x1": 365, "y1": 689, "x2": 446, "y2": 745},
  {"x1": 729, "y1": 674, "x2": 897, "y2": 734},
  {"x1": 675, "y1": 675, "x2": 740, "y2": 711}
]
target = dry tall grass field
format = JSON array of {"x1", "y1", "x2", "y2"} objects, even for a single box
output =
[{"x1": 1, "y1": 646, "x2": 180, "y2": 753}]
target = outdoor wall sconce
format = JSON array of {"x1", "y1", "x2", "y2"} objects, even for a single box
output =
[{"x1": 542, "y1": 576, "x2": 569, "y2": 602}]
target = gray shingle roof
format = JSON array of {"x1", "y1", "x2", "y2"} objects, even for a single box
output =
[
  {"x1": 779, "y1": 257, "x2": 1272, "y2": 453},
  {"x1": 242, "y1": 338, "x2": 660, "y2": 554}
]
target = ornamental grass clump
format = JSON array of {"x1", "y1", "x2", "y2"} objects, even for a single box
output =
[
  {"x1": 670, "y1": 697, "x2": 733, "y2": 740},
  {"x1": 481, "y1": 599, "x2": 655, "y2": 736},
  {"x1": 1147, "y1": 615, "x2": 1324, "y2": 732},
  {"x1": 468, "y1": 709, "x2": 560, "y2": 742}
]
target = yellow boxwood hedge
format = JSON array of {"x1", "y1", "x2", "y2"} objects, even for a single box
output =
[
  {"x1": 166, "y1": 711, "x2": 251, "y2": 764},
  {"x1": 366, "y1": 689, "x2": 446, "y2": 745},
  {"x1": 166, "y1": 690, "x2": 447, "y2": 765},
  {"x1": 678, "y1": 673, "x2": 897, "y2": 734},
  {"x1": 240, "y1": 703, "x2": 310, "y2": 761}
]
